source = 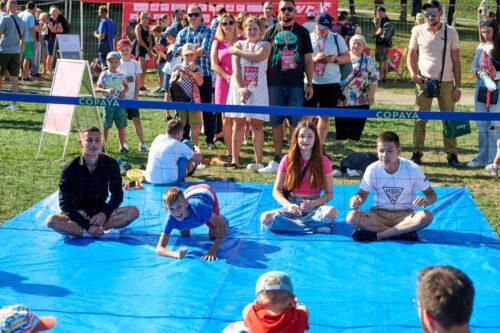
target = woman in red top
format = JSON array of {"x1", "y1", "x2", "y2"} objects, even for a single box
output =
[{"x1": 260, "y1": 121, "x2": 338, "y2": 234}]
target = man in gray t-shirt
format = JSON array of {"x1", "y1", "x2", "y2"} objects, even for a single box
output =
[{"x1": 0, "y1": 0, "x2": 25, "y2": 111}]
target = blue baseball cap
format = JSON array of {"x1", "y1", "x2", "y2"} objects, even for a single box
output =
[
  {"x1": 255, "y1": 271, "x2": 293, "y2": 295},
  {"x1": 106, "y1": 51, "x2": 121, "y2": 60},
  {"x1": 165, "y1": 26, "x2": 178, "y2": 37},
  {"x1": 316, "y1": 12, "x2": 333, "y2": 30}
]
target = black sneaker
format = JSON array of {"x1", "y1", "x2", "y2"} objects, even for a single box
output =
[
  {"x1": 447, "y1": 153, "x2": 462, "y2": 168},
  {"x1": 352, "y1": 230, "x2": 378, "y2": 242},
  {"x1": 410, "y1": 152, "x2": 421, "y2": 165},
  {"x1": 397, "y1": 231, "x2": 420, "y2": 242}
]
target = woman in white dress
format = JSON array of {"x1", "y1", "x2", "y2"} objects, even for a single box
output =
[{"x1": 226, "y1": 16, "x2": 271, "y2": 171}]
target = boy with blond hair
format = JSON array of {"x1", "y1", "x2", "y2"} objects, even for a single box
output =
[{"x1": 156, "y1": 184, "x2": 227, "y2": 261}]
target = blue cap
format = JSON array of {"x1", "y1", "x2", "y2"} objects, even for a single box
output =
[
  {"x1": 255, "y1": 271, "x2": 293, "y2": 295},
  {"x1": 165, "y1": 26, "x2": 178, "y2": 37},
  {"x1": 106, "y1": 51, "x2": 121, "y2": 60},
  {"x1": 316, "y1": 12, "x2": 333, "y2": 30}
]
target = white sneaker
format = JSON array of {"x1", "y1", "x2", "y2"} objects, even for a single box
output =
[
  {"x1": 332, "y1": 169, "x2": 342, "y2": 177},
  {"x1": 258, "y1": 161, "x2": 279, "y2": 174},
  {"x1": 467, "y1": 159, "x2": 486, "y2": 168},
  {"x1": 247, "y1": 163, "x2": 264, "y2": 173},
  {"x1": 139, "y1": 143, "x2": 150, "y2": 152},
  {"x1": 196, "y1": 163, "x2": 207, "y2": 171},
  {"x1": 4, "y1": 104, "x2": 18, "y2": 111},
  {"x1": 100, "y1": 228, "x2": 120, "y2": 239},
  {"x1": 485, "y1": 163, "x2": 499, "y2": 178},
  {"x1": 347, "y1": 168, "x2": 361, "y2": 177}
]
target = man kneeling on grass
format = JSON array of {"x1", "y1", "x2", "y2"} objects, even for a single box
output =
[
  {"x1": 346, "y1": 131, "x2": 437, "y2": 242},
  {"x1": 45, "y1": 126, "x2": 139, "y2": 238},
  {"x1": 156, "y1": 184, "x2": 228, "y2": 261}
]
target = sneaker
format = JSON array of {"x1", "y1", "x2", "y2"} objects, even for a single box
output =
[
  {"x1": 447, "y1": 153, "x2": 462, "y2": 168},
  {"x1": 153, "y1": 87, "x2": 162, "y2": 93},
  {"x1": 247, "y1": 163, "x2": 264, "y2": 173},
  {"x1": 207, "y1": 143, "x2": 216, "y2": 150},
  {"x1": 100, "y1": 228, "x2": 120, "y2": 239},
  {"x1": 410, "y1": 152, "x2": 421, "y2": 165},
  {"x1": 258, "y1": 160, "x2": 279, "y2": 174},
  {"x1": 4, "y1": 104, "x2": 18, "y2": 111},
  {"x1": 139, "y1": 87, "x2": 148, "y2": 92},
  {"x1": 119, "y1": 146, "x2": 129, "y2": 154},
  {"x1": 315, "y1": 226, "x2": 332, "y2": 234},
  {"x1": 332, "y1": 169, "x2": 343, "y2": 177},
  {"x1": 346, "y1": 168, "x2": 361, "y2": 177},
  {"x1": 214, "y1": 137, "x2": 225, "y2": 145},
  {"x1": 22, "y1": 77, "x2": 33, "y2": 82},
  {"x1": 196, "y1": 163, "x2": 207, "y2": 171},
  {"x1": 466, "y1": 159, "x2": 486, "y2": 168},
  {"x1": 139, "y1": 143, "x2": 150, "y2": 152},
  {"x1": 352, "y1": 230, "x2": 378, "y2": 242},
  {"x1": 485, "y1": 163, "x2": 499, "y2": 178}
]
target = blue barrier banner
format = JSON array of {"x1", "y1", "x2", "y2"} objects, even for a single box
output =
[{"x1": 1, "y1": 92, "x2": 500, "y2": 120}]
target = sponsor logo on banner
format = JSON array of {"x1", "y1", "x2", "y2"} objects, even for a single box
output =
[
  {"x1": 160, "y1": 4, "x2": 169, "y2": 11},
  {"x1": 78, "y1": 98, "x2": 120, "y2": 108},
  {"x1": 150, "y1": 3, "x2": 159, "y2": 11},
  {"x1": 376, "y1": 111, "x2": 419, "y2": 119},
  {"x1": 133, "y1": 3, "x2": 148, "y2": 11}
]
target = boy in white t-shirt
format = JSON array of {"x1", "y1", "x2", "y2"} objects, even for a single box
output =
[
  {"x1": 117, "y1": 38, "x2": 150, "y2": 153},
  {"x1": 145, "y1": 119, "x2": 202, "y2": 185},
  {"x1": 346, "y1": 131, "x2": 437, "y2": 242}
]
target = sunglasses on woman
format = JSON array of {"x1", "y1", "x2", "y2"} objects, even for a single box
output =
[
  {"x1": 221, "y1": 21, "x2": 235, "y2": 26},
  {"x1": 188, "y1": 12, "x2": 200, "y2": 18},
  {"x1": 280, "y1": 7, "x2": 294, "y2": 13}
]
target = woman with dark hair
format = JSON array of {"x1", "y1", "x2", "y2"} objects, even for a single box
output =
[
  {"x1": 467, "y1": 19, "x2": 500, "y2": 168},
  {"x1": 134, "y1": 11, "x2": 152, "y2": 91},
  {"x1": 211, "y1": 13, "x2": 239, "y2": 163},
  {"x1": 259, "y1": 121, "x2": 338, "y2": 234}
]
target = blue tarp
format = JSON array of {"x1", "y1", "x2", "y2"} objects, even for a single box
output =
[{"x1": 1, "y1": 182, "x2": 499, "y2": 332}]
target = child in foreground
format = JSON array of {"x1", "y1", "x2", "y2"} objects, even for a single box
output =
[
  {"x1": 346, "y1": 131, "x2": 437, "y2": 242},
  {"x1": 223, "y1": 270, "x2": 309, "y2": 333},
  {"x1": 156, "y1": 184, "x2": 228, "y2": 261}
]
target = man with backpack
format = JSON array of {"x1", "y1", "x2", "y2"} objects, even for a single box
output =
[{"x1": 374, "y1": 6, "x2": 393, "y2": 84}]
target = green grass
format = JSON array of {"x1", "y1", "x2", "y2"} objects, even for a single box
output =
[{"x1": 0, "y1": 75, "x2": 498, "y2": 234}]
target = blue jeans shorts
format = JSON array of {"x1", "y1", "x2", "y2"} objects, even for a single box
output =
[{"x1": 268, "y1": 86, "x2": 304, "y2": 126}]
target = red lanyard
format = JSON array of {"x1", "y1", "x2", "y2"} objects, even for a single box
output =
[
  {"x1": 315, "y1": 33, "x2": 327, "y2": 53},
  {"x1": 280, "y1": 22, "x2": 294, "y2": 50}
]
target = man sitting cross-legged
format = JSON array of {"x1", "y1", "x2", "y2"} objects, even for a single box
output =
[{"x1": 45, "y1": 126, "x2": 139, "y2": 238}]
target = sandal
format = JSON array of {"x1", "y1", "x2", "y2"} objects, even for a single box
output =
[{"x1": 228, "y1": 163, "x2": 239, "y2": 170}]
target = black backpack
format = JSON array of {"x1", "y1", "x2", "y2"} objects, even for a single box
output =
[{"x1": 381, "y1": 21, "x2": 395, "y2": 44}]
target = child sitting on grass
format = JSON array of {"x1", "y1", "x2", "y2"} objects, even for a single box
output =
[
  {"x1": 95, "y1": 51, "x2": 129, "y2": 153},
  {"x1": 156, "y1": 184, "x2": 228, "y2": 261},
  {"x1": 169, "y1": 43, "x2": 203, "y2": 145}
]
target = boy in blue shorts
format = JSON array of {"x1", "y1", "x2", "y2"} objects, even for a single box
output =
[
  {"x1": 95, "y1": 51, "x2": 129, "y2": 153},
  {"x1": 156, "y1": 184, "x2": 228, "y2": 261}
]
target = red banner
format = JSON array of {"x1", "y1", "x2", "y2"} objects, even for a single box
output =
[{"x1": 121, "y1": 1, "x2": 338, "y2": 33}]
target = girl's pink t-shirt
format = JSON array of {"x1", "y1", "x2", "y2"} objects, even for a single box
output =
[{"x1": 278, "y1": 155, "x2": 332, "y2": 196}]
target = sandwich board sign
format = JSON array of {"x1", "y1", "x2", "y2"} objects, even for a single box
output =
[{"x1": 38, "y1": 59, "x2": 99, "y2": 159}]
